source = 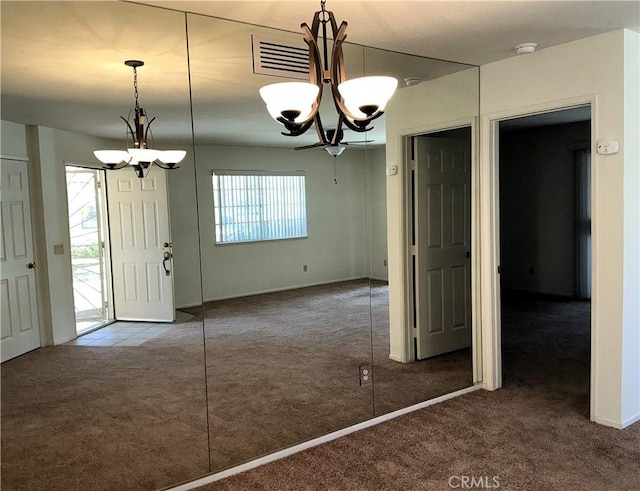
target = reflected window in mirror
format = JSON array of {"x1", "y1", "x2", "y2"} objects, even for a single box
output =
[{"x1": 212, "y1": 170, "x2": 308, "y2": 244}]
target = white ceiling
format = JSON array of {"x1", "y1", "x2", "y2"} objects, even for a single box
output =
[
  {"x1": 135, "y1": 0, "x2": 640, "y2": 65},
  {"x1": 1, "y1": 1, "x2": 637, "y2": 152}
]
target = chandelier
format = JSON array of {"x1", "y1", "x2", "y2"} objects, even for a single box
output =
[
  {"x1": 93, "y1": 60, "x2": 185, "y2": 178},
  {"x1": 258, "y1": 0, "x2": 398, "y2": 153}
]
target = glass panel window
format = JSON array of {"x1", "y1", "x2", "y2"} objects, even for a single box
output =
[{"x1": 212, "y1": 171, "x2": 307, "y2": 244}]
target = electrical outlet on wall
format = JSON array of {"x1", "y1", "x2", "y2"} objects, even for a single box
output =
[
  {"x1": 303, "y1": 264, "x2": 308, "y2": 272},
  {"x1": 359, "y1": 365, "x2": 372, "y2": 386}
]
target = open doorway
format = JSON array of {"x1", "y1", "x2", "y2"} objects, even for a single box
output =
[
  {"x1": 498, "y1": 106, "x2": 592, "y2": 416},
  {"x1": 65, "y1": 166, "x2": 113, "y2": 334}
]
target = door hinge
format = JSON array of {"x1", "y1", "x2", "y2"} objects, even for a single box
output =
[
  {"x1": 410, "y1": 245, "x2": 417, "y2": 255},
  {"x1": 498, "y1": 265, "x2": 502, "y2": 274}
]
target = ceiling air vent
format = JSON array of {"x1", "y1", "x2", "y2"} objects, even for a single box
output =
[{"x1": 252, "y1": 34, "x2": 309, "y2": 80}]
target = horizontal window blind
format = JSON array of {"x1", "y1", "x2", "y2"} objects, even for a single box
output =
[{"x1": 212, "y1": 171, "x2": 307, "y2": 244}]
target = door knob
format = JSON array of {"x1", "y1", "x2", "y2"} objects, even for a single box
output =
[{"x1": 27, "y1": 262, "x2": 36, "y2": 269}]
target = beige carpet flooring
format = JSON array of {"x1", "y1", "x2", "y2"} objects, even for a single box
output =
[
  {"x1": 1, "y1": 280, "x2": 472, "y2": 490},
  {"x1": 1, "y1": 317, "x2": 210, "y2": 491},
  {"x1": 193, "y1": 292, "x2": 640, "y2": 491},
  {"x1": 202, "y1": 280, "x2": 472, "y2": 471}
]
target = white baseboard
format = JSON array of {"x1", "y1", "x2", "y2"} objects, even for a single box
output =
[
  {"x1": 594, "y1": 416, "x2": 623, "y2": 429},
  {"x1": 370, "y1": 276, "x2": 389, "y2": 283},
  {"x1": 203, "y1": 276, "x2": 370, "y2": 303},
  {"x1": 175, "y1": 302, "x2": 203, "y2": 309},
  {"x1": 388, "y1": 353, "x2": 405, "y2": 363},
  {"x1": 167, "y1": 384, "x2": 483, "y2": 491},
  {"x1": 622, "y1": 413, "x2": 640, "y2": 428},
  {"x1": 594, "y1": 413, "x2": 640, "y2": 429}
]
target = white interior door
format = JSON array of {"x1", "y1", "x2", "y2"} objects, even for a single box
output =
[
  {"x1": 1, "y1": 158, "x2": 41, "y2": 362},
  {"x1": 106, "y1": 165, "x2": 174, "y2": 322},
  {"x1": 414, "y1": 136, "x2": 472, "y2": 359}
]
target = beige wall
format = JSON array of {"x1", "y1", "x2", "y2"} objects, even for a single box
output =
[
  {"x1": 1, "y1": 120, "x2": 27, "y2": 158},
  {"x1": 384, "y1": 29, "x2": 639, "y2": 428},
  {"x1": 367, "y1": 147, "x2": 388, "y2": 281},
  {"x1": 5, "y1": 122, "x2": 121, "y2": 345},
  {"x1": 186, "y1": 144, "x2": 370, "y2": 303},
  {"x1": 385, "y1": 67, "x2": 480, "y2": 363},
  {"x1": 480, "y1": 29, "x2": 638, "y2": 428},
  {"x1": 621, "y1": 29, "x2": 640, "y2": 426}
]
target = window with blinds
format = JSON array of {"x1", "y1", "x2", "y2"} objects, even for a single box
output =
[{"x1": 212, "y1": 171, "x2": 307, "y2": 244}]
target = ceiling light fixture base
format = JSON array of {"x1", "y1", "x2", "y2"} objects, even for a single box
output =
[{"x1": 124, "y1": 59, "x2": 144, "y2": 68}]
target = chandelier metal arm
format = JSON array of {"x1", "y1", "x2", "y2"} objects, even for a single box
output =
[
  {"x1": 103, "y1": 162, "x2": 130, "y2": 170},
  {"x1": 134, "y1": 109, "x2": 144, "y2": 148},
  {"x1": 328, "y1": 22, "x2": 381, "y2": 132},
  {"x1": 154, "y1": 161, "x2": 180, "y2": 170},
  {"x1": 314, "y1": 112, "x2": 328, "y2": 144},
  {"x1": 281, "y1": 22, "x2": 322, "y2": 132},
  {"x1": 120, "y1": 115, "x2": 136, "y2": 147},
  {"x1": 143, "y1": 115, "x2": 156, "y2": 147},
  {"x1": 277, "y1": 117, "x2": 315, "y2": 137},
  {"x1": 330, "y1": 114, "x2": 345, "y2": 145}
]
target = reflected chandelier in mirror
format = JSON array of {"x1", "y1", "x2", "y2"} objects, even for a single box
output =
[{"x1": 93, "y1": 60, "x2": 186, "y2": 178}]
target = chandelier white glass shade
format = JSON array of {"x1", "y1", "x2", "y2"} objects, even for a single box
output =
[
  {"x1": 260, "y1": 82, "x2": 320, "y2": 124},
  {"x1": 338, "y1": 76, "x2": 397, "y2": 119},
  {"x1": 258, "y1": 0, "x2": 398, "y2": 149},
  {"x1": 93, "y1": 60, "x2": 185, "y2": 178}
]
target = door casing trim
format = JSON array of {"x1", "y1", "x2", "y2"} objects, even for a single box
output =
[
  {"x1": 398, "y1": 116, "x2": 481, "y2": 383},
  {"x1": 480, "y1": 95, "x2": 596, "y2": 422}
]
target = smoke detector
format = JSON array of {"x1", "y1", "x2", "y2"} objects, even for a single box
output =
[
  {"x1": 515, "y1": 43, "x2": 538, "y2": 55},
  {"x1": 404, "y1": 76, "x2": 423, "y2": 86}
]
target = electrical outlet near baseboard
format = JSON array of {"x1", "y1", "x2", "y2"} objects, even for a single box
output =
[
  {"x1": 359, "y1": 364, "x2": 371, "y2": 386},
  {"x1": 303, "y1": 264, "x2": 308, "y2": 272}
]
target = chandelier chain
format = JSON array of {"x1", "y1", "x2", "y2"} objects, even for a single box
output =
[{"x1": 133, "y1": 66, "x2": 139, "y2": 111}]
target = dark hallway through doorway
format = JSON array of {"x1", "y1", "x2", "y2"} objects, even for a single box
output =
[{"x1": 498, "y1": 106, "x2": 592, "y2": 419}]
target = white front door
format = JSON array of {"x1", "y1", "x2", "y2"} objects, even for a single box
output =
[
  {"x1": 414, "y1": 136, "x2": 472, "y2": 359},
  {"x1": 1, "y1": 158, "x2": 41, "y2": 362},
  {"x1": 106, "y1": 165, "x2": 175, "y2": 322}
]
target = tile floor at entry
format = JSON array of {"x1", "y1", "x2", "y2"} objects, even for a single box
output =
[{"x1": 65, "y1": 322, "x2": 172, "y2": 347}]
